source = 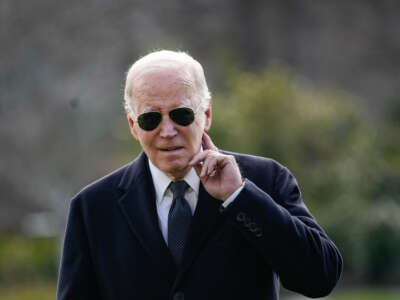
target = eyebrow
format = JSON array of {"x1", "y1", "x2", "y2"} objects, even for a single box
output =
[{"x1": 140, "y1": 102, "x2": 194, "y2": 114}]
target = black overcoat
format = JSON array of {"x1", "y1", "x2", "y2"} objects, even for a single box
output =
[{"x1": 57, "y1": 151, "x2": 342, "y2": 300}]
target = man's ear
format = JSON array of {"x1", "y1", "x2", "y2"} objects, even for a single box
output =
[
  {"x1": 204, "y1": 99, "x2": 212, "y2": 131},
  {"x1": 125, "y1": 108, "x2": 139, "y2": 140}
]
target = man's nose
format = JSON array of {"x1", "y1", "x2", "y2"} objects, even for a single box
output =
[{"x1": 159, "y1": 116, "x2": 178, "y2": 138}]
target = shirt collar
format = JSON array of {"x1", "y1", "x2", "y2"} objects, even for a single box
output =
[{"x1": 148, "y1": 159, "x2": 200, "y2": 204}]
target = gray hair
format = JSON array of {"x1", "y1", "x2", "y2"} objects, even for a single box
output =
[{"x1": 124, "y1": 50, "x2": 211, "y2": 117}]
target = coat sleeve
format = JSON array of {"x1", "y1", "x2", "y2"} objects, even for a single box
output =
[
  {"x1": 222, "y1": 165, "x2": 343, "y2": 298},
  {"x1": 57, "y1": 196, "x2": 103, "y2": 300}
]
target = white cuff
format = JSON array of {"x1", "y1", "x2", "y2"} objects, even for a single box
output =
[{"x1": 222, "y1": 182, "x2": 245, "y2": 208}]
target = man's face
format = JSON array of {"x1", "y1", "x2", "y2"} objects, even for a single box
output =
[{"x1": 126, "y1": 69, "x2": 212, "y2": 180}]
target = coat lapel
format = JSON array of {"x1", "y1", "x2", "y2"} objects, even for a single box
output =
[{"x1": 117, "y1": 152, "x2": 177, "y2": 284}]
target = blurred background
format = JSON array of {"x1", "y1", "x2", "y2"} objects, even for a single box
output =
[{"x1": 1, "y1": 1, "x2": 399, "y2": 299}]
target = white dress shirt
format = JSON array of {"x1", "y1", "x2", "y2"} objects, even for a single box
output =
[{"x1": 148, "y1": 160, "x2": 244, "y2": 245}]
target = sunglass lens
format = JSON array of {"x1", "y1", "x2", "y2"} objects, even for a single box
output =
[
  {"x1": 169, "y1": 107, "x2": 195, "y2": 126},
  {"x1": 138, "y1": 112, "x2": 162, "y2": 131}
]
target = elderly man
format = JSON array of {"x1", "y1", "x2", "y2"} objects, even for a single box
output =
[{"x1": 57, "y1": 50, "x2": 342, "y2": 300}]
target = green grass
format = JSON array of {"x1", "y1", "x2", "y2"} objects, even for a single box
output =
[
  {"x1": 0, "y1": 283, "x2": 399, "y2": 300},
  {"x1": 0, "y1": 282, "x2": 56, "y2": 300},
  {"x1": 330, "y1": 288, "x2": 400, "y2": 300},
  {"x1": 0, "y1": 235, "x2": 58, "y2": 283}
]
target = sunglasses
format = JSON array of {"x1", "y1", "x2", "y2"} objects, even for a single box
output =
[{"x1": 136, "y1": 107, "x2": 196, "y2": 131}]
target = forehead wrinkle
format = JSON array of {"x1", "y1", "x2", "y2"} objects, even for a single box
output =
[
  {"x1": 131, "y1": 72, "x2": 197, "y2": 113},
  {"x1": 132, "y1": 62, "x2": 195, "y2": 91}
]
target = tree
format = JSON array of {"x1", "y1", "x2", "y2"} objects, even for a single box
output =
[{"x1": 210, "y1": 67, "x2": 400, "y2": 283}]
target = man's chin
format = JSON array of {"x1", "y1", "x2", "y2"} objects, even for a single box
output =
[{"x1": 162, "y1": 163, "x2": 191, "y2": 180}]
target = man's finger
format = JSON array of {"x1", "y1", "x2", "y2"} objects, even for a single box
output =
[
  {"x1": 193, "y1": 163, "x2": 202, "y2": 177},
  {"x1": 202, "y1": 133, "x2": 218, "y2": 151},
  {"x1": 189, "y1": 151, "x2": 206, "y2": 166},
  {"x1": 201, "y1": 156, "x2": 217, "y2": 177},
  {"x1": 189, "y1": 149, "x2": 212, "y2": 166}
]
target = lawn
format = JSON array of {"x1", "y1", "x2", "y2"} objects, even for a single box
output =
[
  {"x1": 330, "y1": 288, "x2": 400, "y2": 300},
  {"x1": 0, "y1": 282, "x2": 56, "y2": 300},
  {"x1": 0, "y1": 283, "x2": 399, "y2": 300}
]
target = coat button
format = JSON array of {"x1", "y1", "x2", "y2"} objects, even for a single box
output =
[
  {"x1": 174, "y1": 291, "x2": 184, "y2": 300},
  {"x1": 249, "y1": 222, "x2": 258, "y2": 232},
  {"x1": 254, "y1": 227, "x2": 263, "y2": 237},
  {"x1": 244, "y1": 217, "x2": 252, "y2": 227},
  {"x1": 236, "y1": 212, "x2": 246, "y2": 222}
]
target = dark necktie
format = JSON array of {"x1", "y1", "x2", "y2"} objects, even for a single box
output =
[{"x1": 168, "y1": 180, "x2": 191, "y2": 265}]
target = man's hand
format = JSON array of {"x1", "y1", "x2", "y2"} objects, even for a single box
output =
[{"x1": 189, "y1": 133, "x2": 243, "y2": 201}]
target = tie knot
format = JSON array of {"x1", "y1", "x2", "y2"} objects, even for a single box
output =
[{"x1": 169, "y1": 180, "x2": 189, "y2": 199}]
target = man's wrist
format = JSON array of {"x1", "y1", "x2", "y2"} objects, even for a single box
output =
[{"x1": 222, "y1": 181, "x2": 245, "y2": 207}]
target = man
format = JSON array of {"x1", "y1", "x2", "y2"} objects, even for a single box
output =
[{"x1": 57, "y1": 50, "x2": 342, "y2": 300}]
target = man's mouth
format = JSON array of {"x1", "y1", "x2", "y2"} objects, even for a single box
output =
[{"x1": 159, "y1": 146, "x2": 184, "y2": 152}]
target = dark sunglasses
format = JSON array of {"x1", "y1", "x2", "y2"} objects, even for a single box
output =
[{"x1": 137, "y1": 107, "x2": 196, "y2": 131}]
